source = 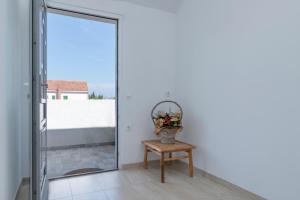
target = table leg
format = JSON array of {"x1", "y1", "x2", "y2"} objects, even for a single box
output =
[
  {"x1": 144, "y1": 146, "x2": 148, "y2": 169},
  {"x1": 168, "y1": 152, "x2": 172, "y2": 165},
  {"x1": 188, "y1": 150, "x2": 194, "y2": 177},
  {"x1": 160, "y1": 152, "x2": 165, "y2": 183}
]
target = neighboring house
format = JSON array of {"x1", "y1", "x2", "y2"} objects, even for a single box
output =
[{"x1": 47, "y1": 80, "x2": 88, "y2": 101}]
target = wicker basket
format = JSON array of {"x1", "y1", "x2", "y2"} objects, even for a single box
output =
[
  {"x1": 151, "y1": 101, "x2": 183, "y2": 144},
  {"x1": 155, "y1": 127, "x2": 183, "y2": 144}
]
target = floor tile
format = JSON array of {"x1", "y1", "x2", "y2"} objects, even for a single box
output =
[
  {"x1": 95, "y1": 171, "x2": 127, "y2": 190},
  {"x1": 69, "y1": 174, "x2": 101, "y2": 195},
  {"x1": 51, "y1": 197, "x2": 73, "y2": 200},
  {"x1": 48, "y1": 163, "x2": 262, "y2": 200},
  {"x1": 72, "y1": 191, "x2": 108, "y2": 200},
  {"x1": 122, "y1": 168, "x2": 155, "y2": 184},
  {"x1": 103, "y1": 187, "x2": 142, "y2": 200},
  {"x1": 49, "y1": 179, "x2": 72, "y2": 200}
]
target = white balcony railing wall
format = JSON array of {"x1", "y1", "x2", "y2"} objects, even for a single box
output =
[{"x1": 47, "y1": 100, "x2": 116, "y2": 148}]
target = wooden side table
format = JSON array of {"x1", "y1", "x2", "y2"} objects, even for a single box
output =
[{"x1": 142, "y1": 140, "x2": 195, "y2": 183}]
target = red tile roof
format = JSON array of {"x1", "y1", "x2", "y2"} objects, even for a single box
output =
[{"x1": 47, "y1": 80, "x2": 88, "y2": 92}]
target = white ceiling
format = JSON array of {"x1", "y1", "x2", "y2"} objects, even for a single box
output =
[{"x1": 111, "y1": 0, "x2": 184, "y2": 13}]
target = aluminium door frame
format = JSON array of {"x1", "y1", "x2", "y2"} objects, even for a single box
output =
[
  {"x1": 46, "y1": 7, "x2": 120, "y2": 178},
  {"x1": 32, "y1": 0, "x2": 49, "y2": 199}
]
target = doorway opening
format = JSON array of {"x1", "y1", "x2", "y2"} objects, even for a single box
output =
[{"x1": 46, "y1": 8, "x2": 118, "y2": 179}]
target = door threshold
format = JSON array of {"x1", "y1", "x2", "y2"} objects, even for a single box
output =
[{"x1": 48, "y1": 168, "x2": 119, "y2": 181}]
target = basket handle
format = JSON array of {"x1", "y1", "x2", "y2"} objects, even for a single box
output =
[{"x1": 151, "y1": 100, "x2": 183, "y2": 125}]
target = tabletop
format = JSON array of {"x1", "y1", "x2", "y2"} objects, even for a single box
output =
[{"x1": 142, "y1": 140, "x2": 195, "y2": 153}]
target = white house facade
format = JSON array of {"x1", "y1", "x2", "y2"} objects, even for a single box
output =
[{"x1": 47, "y1": 80, "x2": 89, "y2": 101}]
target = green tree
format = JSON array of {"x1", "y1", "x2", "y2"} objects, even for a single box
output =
[{"x1": 89, "y1": 91, "x2": 104, "y2": 100}]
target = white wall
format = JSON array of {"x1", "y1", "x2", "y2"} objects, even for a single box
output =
[
  {"x1": 47, "y1": 100, "x2": 115, "y2": 129},
  {"x1": 48, "y1": 128, "x2": 115, "y2": 147},
  {"x1": 47, "y1": 100, "x2": 116, "y2": 147},
  {"x1": 175, "y1": 1, "x2": 300, "y2": 199},
  {"x1": 47, "y1": 0, "x2": 176, "y2": 166},
  {"x1": 47, "y1": 92, "x2": 57, "y2": 100},
  {"x1": 47, "y1": 92, "x2": 88, "y2": 101},
  {"x1": 60, "y1": 92, "x2": 88, "y2": 101},
  {"x1": 0, "y1": 0, "x2": 31, "y2": 199},
  {"x1": 19, "y1": 0, "x2": 32, "y2": 181}
]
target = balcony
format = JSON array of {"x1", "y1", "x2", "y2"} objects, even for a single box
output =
[{"x1": 47, "y1": 100, "x2": 116, "y2": 178}]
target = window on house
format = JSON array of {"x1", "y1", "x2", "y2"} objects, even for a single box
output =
[
  {"x1": 52, "y1": 95, "x2": 56, "y2": 100},
  {"x1": 63, "y1": 96, "x2": 68, "y2": 100}
]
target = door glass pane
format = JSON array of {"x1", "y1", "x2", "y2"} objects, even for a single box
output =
[{"x1": 47, "y1": 10, "x2": 118, "y2": 178}]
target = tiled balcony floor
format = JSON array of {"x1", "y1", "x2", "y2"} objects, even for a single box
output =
[{"x1": 47, "y1": 144, "x2": 116, "y2": 178}]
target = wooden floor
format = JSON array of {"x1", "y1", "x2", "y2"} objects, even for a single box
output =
[{"x1": 48, "y1": 162, "x2": 261, "y2": 200}]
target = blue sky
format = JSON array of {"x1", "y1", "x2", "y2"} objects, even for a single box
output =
[{"x1": 47, "y1": 12, "x2": 116, "y2": 97}]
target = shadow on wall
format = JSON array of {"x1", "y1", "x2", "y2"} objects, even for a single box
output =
[{"x1": 47, "y1": 127, "x2": 115, "y2": 148}]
